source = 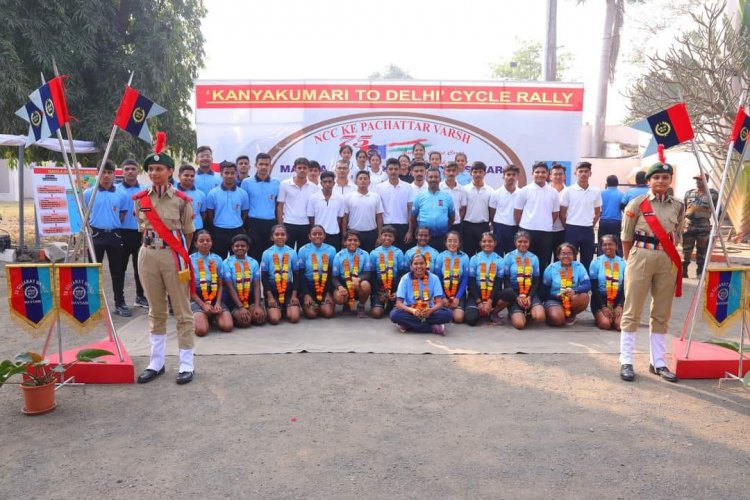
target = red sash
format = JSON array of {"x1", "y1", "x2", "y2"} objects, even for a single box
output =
[
  {"x1": 133, "y1": 189, "x2": 195, "y2": 295},
  {"x1": 638, "y1": 197, "x2": 682, "y2": 297}
]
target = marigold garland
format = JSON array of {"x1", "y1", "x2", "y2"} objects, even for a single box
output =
[
  {"x1": 198, "y1": 257, "x2": 218, "y2": 304},
  {"x1": 343, "y1": 254, "x2": 360, "y2": 308},
  {"x1": 516, "y1": 255, "x2": 532, "y2": 295},
  {"x1": 379, "y1": 250, "x2": 394, "y2": 294},
  {"x1": 559, "y1": 265, "x2": 573, "y2": 317},
  {"x1": 479, "y1": 261, "x2": 497, "y2": 302},
  {"x1": 443, "y1": 257, "x2": 460, "y2": 299},
  {"x1": 311, "y1": 252, "x2": 329, "y2": 303},
  {"x1": 604, "y1": 260, "x2": 620, "y2": 306},
  {"x1": 412, "y1": 274, "x2": 430, "y2": 311},
  {"x1": 234, "y1": 260, "x2": 251, "y2": 308},
  {"x1": 273, "y1": 252, "x2": 290, "y2": 305}
]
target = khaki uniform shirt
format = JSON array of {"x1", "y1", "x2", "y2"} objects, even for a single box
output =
[
  {"x1": 683, "y1": 188, "x2": 718, "y2": 232},
  {"x1": 135, "y1": 185, "x2": 195, "y2": 235},
  {"x1": 621, "y1": 191, "x2": 684, "y2": 245}
]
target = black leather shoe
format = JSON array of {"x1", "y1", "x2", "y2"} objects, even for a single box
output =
[
  {"x1": 620, "y1": 364, "x2": 635, "y2": 382},
  {"x1": 176, "y1": 371, "x2": 194, "y2": 385},
  {"x1": 137, "y1": 366, "x2": 165, "y2": 383},
  {"x1": 650, "y1": 364, "x2": 678, "y2": 383}
]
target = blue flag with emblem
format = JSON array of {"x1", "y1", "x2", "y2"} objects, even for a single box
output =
[
  {"x1": 113, "y1": 85, "x2": 167, "y2": 142},
  {"x1": 14, "y1": 101, "x2": 46, "y2": 147}
]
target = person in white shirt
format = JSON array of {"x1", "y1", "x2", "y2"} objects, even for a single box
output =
[
  {"x1": 375, "y1": 158, "x2": 415, "y2": 251},
  {"x1": 307, "y1": 171, "x2": 345, "y2": 250},
  {"x1": 333, "y1": 160, "x2": 357, "y2": 197},
  {"x1": 513, "y1": 161, "x2": 560, "y2": 270},
  {"x1": 489, "y1": 164, "x2": 520, "y2": 256},
  {"x1": 410, "y1": 161, "x2": 428, "y2": 194},
  {"x1": 440, "y1": 161, "x2": 468, "y2": 235},
  {"x1": 348, "y1": 149, "x2": 370, "y2": 182},
  {"x1": 307, "y1": 160, "x2": 321, "y2": 187},
  {"x1": 343, "y1": 171, "x2": 384, "y2": 252},
  {"x1": 276, "y1": 157, "x2": 319, "y2": 250},
  {"x1": 367, "y1": 151, "x2": 386, "y2": 186},
  {"x1": 549, "y1": 163, "x2": 567, "y2": 264},
  {"x1": 462, "y1": 161, "x2": 495, "y2": 257},
  {"x1": 560, "y1": 161, "x2": 602, "y2": 269}
]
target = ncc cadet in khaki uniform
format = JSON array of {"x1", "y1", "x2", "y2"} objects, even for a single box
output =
[
  {"x1": 619, "y1": 162, "x2": 685, "y2": 383},
  {"x1": 682, "y1": 173, "x2": 718, "y2": 278},
  {"x1": 133, "y1": 142, "x2": 197, "y2": 385}
]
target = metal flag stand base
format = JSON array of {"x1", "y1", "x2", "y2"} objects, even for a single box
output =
[{"x1": 717, "y1": 310, "x2": 748, "y2": 388}]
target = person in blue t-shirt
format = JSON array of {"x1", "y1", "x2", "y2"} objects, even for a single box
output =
[
  {"x1": 542, "y1": 242, "x2": 591, "y2": 326},
  {"x1": 189, "y1": 230, "x2": 233, "y2": 335},
  {"x1": 465, "y1": 232, "x2": 514, "y2": 326},
  {"x1": 194, "y1": 145, "x2": 221, "y2": 196},
  {"x1": 176, "y1": 164, "x2": 207, "y2": 234},
  {"x1": 404, "y1": 227, "x2": 440, "y2": 274},
  {"x1": 390, "y1": 252, "x2": 453, "y2": 335},
  {"x1": 410, "y1": 168, "x2": 455, "y2": 251},
  {"x1": 240, "y1": 153, "x2": 280, "y2": 263},
  {"x1": 435, "y1": 231, "x2": 470, "y2": 324},
  {"x1": 223, "y1": 233, "x2": 265, "y2": 328},
  {"x1": 206, "y1": 161, "x2": 250, "y2": 258},
  {"x1": 332, "y1": 230, "x2": 372, "y2": 317},
  {"x1": 503, "y1": 230, "x2": 545, "y2": 330},
  {"x1": 117, "y1": 158, "x2": 149, "y2": 309},
  {"x1": 369, "y1": 226, "x2": 407, "y2": 319},
  {"x1": 598, "y1": 175, "x2": 624, "y2": 256},
  {"x1": 589, "y1": 234, "x2": 626, "y2": 331},
  {"x1": 297, "y1": 225, "x2": 337, "y2": 320},
  {"x1": 620, "y1": 170, "x2": 649, "y2": 208},
  {"x1": 261, "y1": 225, "x2": 300, "y2": 325}
]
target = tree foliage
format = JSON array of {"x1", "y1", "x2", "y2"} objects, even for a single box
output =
[
  {"x1": 369, "y1": 64, "x2": 413, "y2": 80},
  {"x1": 0, "y1": 0, "x2": 206, "y2": 164},
  {"x1": 489, "y1": 40, "x2": 572, "y2": 81}
]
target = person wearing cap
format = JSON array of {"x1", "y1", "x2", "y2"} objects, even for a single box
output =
[
  {"x1": 682, "y1": 173, "x2": 718, "y2": 278},
  {"x1": 84, "y1": 159, "x2": 130, "y2": 317},
  {"x1": 205, "y1": 160, "x2": 249, "y2": 258},
  {"x1": 133, "y1": 139, "x2": 197, "y2": 385},
  {"x1": 619, "y1": 161, "x2": 685, "y2": 383}
]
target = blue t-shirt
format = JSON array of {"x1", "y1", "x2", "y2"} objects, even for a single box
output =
[
  {"x1": 332, "y1": 248, "x2": 372, "y2": 278},
  {"x1": 469, "y1": 251, "x2": 505, "y2": 287},
  {"x1": 177, "y1": 184, "x2": 206, "y2": 231},
  {"x1": 369, "y1": 245, "x2": 407, "y2": 281},
  {"x1": 456, "y1": 171, "x2": 472, "y2": 186},
  {"x1": 503, "y1": 250, "x2": 541, "y2": 293},
  {"x1": 116, "y1": 182, "x2": 143, "y2": 230},
  {"x1": 206, "y1": 185, "x2": 250, "y2": 229},
  {"x1": 297, "y1": 242, "x2": 337, "y2": 284},
  {"x1": 588, "y1": 254, "x2": 626, "y2": 294},
  {"x1": 194, "y1": 169, "x2": 221, "y2": 196},
  {"x1": 260, "y1": 245, "x2": 299, "y2": 292},
  {"x1": 395, "y1": 271, "x2": 444, "y2": 307},
  {"x1": 621, "y1": 186, "x2": 649, "y2": 207},
  {"x1": 83, "y1": 185, "x2": 127, "y2": 230},
  {"x1": 190, "y1": 252, "x2": 226, "y2": 298},
  {"x1": 542, "y1": 261, "x2": 591, "y2": 298},
  {"x1": 600, "y1": 187, "x2": 624, "y2": 221},
  {"x1": 241, "y1": 175, "x2": 281, "y2": 220},
  {"x1": 412, "y1": 190, "x2": 455, "y2": 237},
  {"x1": 404, "y1": 245, "x2": 440, "y2": 273},
  {"x1": 435, "y1": 250, "x2": 470, "y2": 299}
]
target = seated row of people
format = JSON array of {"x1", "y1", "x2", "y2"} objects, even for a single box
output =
[{"x1": 189, "y1": 224, "x2": 626, "y2": 336}]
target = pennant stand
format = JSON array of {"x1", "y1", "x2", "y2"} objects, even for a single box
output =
[{"x1": 672, "y1": 111, "x2": 750, "y2": 379}]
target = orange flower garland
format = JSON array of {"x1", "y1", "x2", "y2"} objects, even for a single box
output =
[
  {"x1": 412, "y1": 274, "x2": 430, "y2": 311},
  {"x1": 198, "y1": 258, "x2": 218, "y2": 304},
  {"x1": 273, "y1": 252, "x2": 290, "y2": 305},
  {"x1": 311, "y1": 252, "x2": 329, "y2": 302},
  {"x1": 479, "y1": 261, "x2": 497, "y2": 302},
  {"x1": 234, "y1": 260, "x2": 251, "y2": 308},
  {"x1": 379, "y1": 251, "x2": 394, "y2": 295},
  {"x1": 516, "y1": 255, "x2": 532, "y2": 295},
  {"x1": 443, "y1": 257, "x2": 460, "y2": 299},
  {"x1": 604, "y1": 260, "x2": 620, "y2": 307},
  {"x1": 559, "y1": 266, "x2": 573, "y2": 317},
  {"x1": 343, "y1": 254, "x2": 360, "y2": 308}
]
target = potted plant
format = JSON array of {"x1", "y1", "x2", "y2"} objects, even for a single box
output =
[{"x1": 0, "y1": 348, "x2": 113, "y2": 415}]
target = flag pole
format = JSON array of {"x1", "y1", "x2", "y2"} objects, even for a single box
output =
[{"x1": 51, "y1": 58, "x2": 82, "y2": 194}]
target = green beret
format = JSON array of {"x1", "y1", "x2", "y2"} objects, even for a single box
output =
[
  {"x1": 645, "y1": 161, "x2": 673, "y2": 180},
  {"x1": 143, "y1": 152, "x2": 175, "y2": 170}
]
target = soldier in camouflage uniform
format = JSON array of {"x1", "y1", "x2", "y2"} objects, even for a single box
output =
[{"x1": 682, "y1": 173, "x2": 718, "y2": 278}]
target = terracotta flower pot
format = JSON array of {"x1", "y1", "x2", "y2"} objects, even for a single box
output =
[{"x1": 20, "y1": 382, "x2": 56, "y2": 416}]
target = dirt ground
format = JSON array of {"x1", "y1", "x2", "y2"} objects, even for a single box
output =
[{"x1": 1, "y1": 258, "x2": 750, "y2": 499}]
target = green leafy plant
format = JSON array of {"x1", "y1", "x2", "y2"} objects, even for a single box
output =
[{"x1": 0, "y1": 349, "x2": 113, "y2": 387}]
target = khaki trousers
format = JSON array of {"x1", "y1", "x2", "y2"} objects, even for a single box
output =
[
  {"x1": 621, "y1": 246, "x2": 677, "y2": 333},
  {"x1": 138, "y1": 246, "x2": 195, "y2": 349}
]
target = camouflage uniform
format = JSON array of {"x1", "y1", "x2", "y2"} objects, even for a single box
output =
[{"x1": 682, "y1": 186, "x2": 718, "y2": 277}]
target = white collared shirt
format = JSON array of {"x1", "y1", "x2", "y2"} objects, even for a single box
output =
[
  {"x1": 490, "y1": 185, "x2": 519, "y2": 226},
  {"x1": 411, "y1": 181, "x2": 429, "y2": 195},
  {"x1": 439, "y1": 180, "x2": 468, "y2": 224},
  {"x1": 278, "y1": 178, "x2": 319, "y2": 224},
  {"x1": 307, "y1": 191, "x2": 345, "y2": 235},
  {"x1": 560, "y1": 183, "x2": 602, "y2": 226},
  {"x1": 333, "y1": 181, "x2": 357, "y2": 197},
  {"x1": 513, "y1": 182, "x2": 561, "y2": 231},
  {"x1": 463, "y1": 183, "x2": 495, "y2": 223},
  {"x1": 345, "y1": 191, "x2": 384, "y2": 231},
  {"x1": 375, "y1": 179, "x2": 415, "y2": 224}
]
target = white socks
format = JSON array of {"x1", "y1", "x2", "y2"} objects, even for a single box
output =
[
  {"x1": 650, "y1": 333, "x2": 666, "y2": 368},
  {"x1": 179, "y1": 349, "x2": 195, "y2": 373},
  {"x1": 619, "y1": 331, "x2": 636, "y2": 365},
  {"x1": 147, "y1": 334, "x2": 166, "y2": 371}
]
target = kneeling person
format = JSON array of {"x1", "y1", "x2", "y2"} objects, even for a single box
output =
[
  {"x1": 261, "y1": 225, "x2": 301, "y2": 324},
  {"x1": 297, "y1": 225, "x2": 337, "y2": 319},
  {"x1": 332, "y1": 230, "x2": 372, "y2": 317},
  {"x1": 190, "y1": 230, "x2": 233, "y2": 335},
  {"x1": 369, "y1": 225, "x2": 407, "y2": 318},
  {"x1": 224, "y1": 234, "x2": 265, "y2": 327}
]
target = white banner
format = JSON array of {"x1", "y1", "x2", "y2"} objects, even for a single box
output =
[{"x1": 195, "y1": 80, "x2": 584, "y2": 188}]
